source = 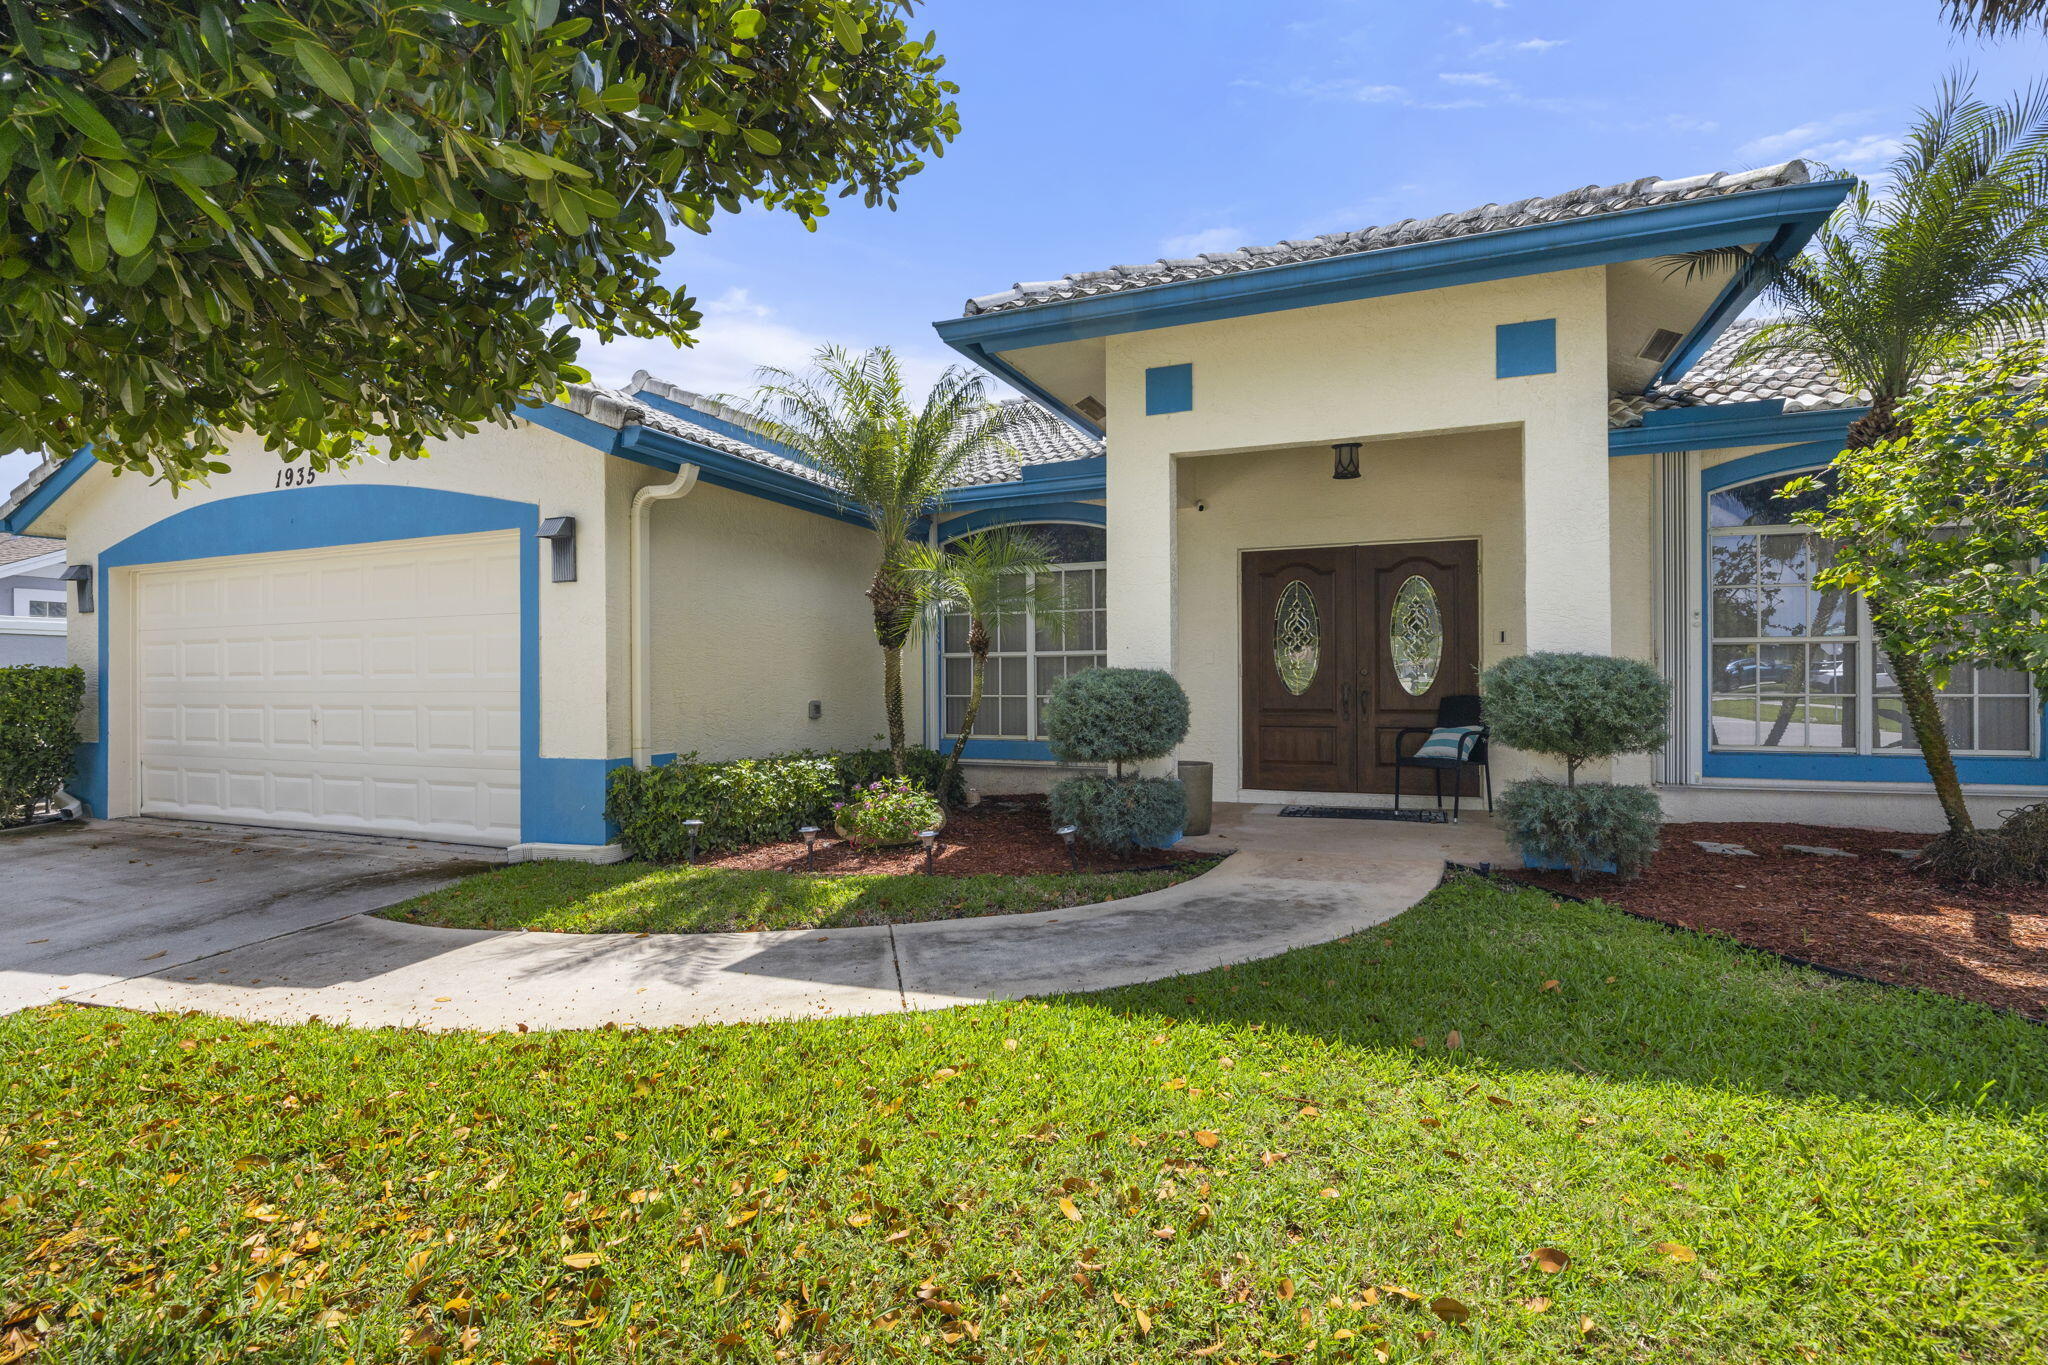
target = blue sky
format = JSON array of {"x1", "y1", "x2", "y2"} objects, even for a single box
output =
[
  {"x1": 565, "y1": 0, "x2": 2048, "y2": 399},
  {"x1": 7, "y1": 0, "x2": 2048, "y2": 499}
]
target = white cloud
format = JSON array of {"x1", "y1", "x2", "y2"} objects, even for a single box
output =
[
  {"x1": 1472, "y1": 36, "x2": 1565, "y2": 55},
  {"x1": 1472, "y1": 0, "x2": 1510, "y2": 8},
  {"x1": 0, "y1": 449, "x2": 41, "y2": 504},
  {"x1": 1438, "y1": 71, "x2": 1505, "y2": 87},
  {"x1": 1736, "y1": 112, "x2": 1901, "y2": 175},
  {"x1": 1160, "y1": 226, "x2": 1246, "y2": 257},
  {"x1": 1737, "y1": 111, "x2": 1874, "y2": 160},
  {"x1": 574, "y1": 287, "x2": 956, "y2": 403}
]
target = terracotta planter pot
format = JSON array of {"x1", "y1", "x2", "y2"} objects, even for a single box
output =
[{"x1": 834, "y1": 808, "x2": 947, "y2": 848}]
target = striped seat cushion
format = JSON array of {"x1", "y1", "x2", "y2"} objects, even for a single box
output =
[{"x1": 1411, "y1": 725, "x2": 1483, "y2": 760}]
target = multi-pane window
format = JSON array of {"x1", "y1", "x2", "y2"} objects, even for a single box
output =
[
  {"x1": 941, "y1": 523, "x2": 1106, "y2": 742},
  {"x1": 1708, "y1": 469, "x2": 2037, "y2": 756},
  {"x1": 26, "y1": 599, "x2": 66, "y2": 618}
]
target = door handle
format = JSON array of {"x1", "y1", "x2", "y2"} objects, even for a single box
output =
[{"x1": 1338, "y1": 681, "x2": 1353, "y2": 718}]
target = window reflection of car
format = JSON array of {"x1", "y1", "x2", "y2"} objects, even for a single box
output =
[{"x1": 1720, "y1": 657, "x2": 1798, "y2": 688}]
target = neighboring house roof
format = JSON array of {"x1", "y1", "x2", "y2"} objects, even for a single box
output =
[
  {"x1": 560, "y1": 381, "x2": 1101, "y2": 490},
  {"x1": 1607, "y1": 319, "x2": 2044, "y2": 428},
  {"x1": 961, "y1": 162, "x2": 1815, "y2": 317},
  {"x1": 0, "y1": 532, "x2": 62, "y2": 567}
]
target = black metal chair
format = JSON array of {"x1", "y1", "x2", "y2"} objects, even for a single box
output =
[{"x1": 1392, "y1": 693, "x2": 1492, "y2": 823}]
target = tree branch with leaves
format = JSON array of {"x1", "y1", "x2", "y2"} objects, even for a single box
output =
[{"x1": 0, "y1": 1, "x2": 958, "y2": 484}]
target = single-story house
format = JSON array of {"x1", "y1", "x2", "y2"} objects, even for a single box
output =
[
  {"x1": 3, "y1": 156, "x2": 2035, "y2": 856},
  {"x1": 0, "y1": 533, "x2": 69, "y2": 666}
]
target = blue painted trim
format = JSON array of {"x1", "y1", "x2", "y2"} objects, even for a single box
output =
[
  {"x1": 941, "y1": 459, "x2": 1106, "y2": 508},
  {"x1": 1653, "y1": 222, "x2": 1806, "y2": 386},
  {"x1": 953, "y1": 340, "x2": 1105, "y2": 438},
  {"x1": 1145, "y1": 363, "x2": 1194, "y2": 415},
  {"x1": 1696, "y1": 445, "x2": 2048, "y2": 786},
  {"x1": 958, "y1": 738, "x2": 1056, "y2": 762},
  {"x1": 1495, "y1": 320, "x2": 1557, "y2": 379},
  {"x1": 1611, "y1": 404, "x2": 1861, "y2": 458},
  {"x1": 515, "y1": 400, "x2": 624, "y2": 455},
  {"x1": 87, "y1": 484, "x2": 617, "y2": 846},
  {"x1": 934, "y1": 180, "x2": 1852, "y2": 356},
  {"x1": 1701, "y1": 440, "x2": 1851, "y2": 492},
  {"x1": 616, "y1": 425, "x2": 869, "y2": 527},
  {"x1": 939, "y1": 503, "x2": 1106, "y2": 538},
  {"x1": 0, "y1": 447, "x2": 97, "y2": 536}
]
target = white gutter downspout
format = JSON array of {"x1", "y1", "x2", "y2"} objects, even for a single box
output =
[{"x1": 630, "y1": 464, "x2": 700, "y2": 768}]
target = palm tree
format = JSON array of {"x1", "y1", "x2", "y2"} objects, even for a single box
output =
[
  {"x1": 1672, "y1": 78, "x2": 2048, "y2": 840},
  {"x1": 1946, "y1": 1, "x2": 2048, "y2": 35},
  {"x1": 746, "y1": 346, "x2": 1018, "y2": 775},
  {"x1": 900, "y1": 528, "x2": 1057, "y2": 802}
]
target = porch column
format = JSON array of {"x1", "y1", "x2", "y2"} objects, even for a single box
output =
[
  {"x1": 1520, "y1": 409, "x2": 1612, "y2": 654},
  {"x1": 1105, "y1": 442, "x2": 1177, "y2": 674}
]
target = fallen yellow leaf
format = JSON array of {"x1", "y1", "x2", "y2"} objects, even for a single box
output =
[
  {"x1": 1193, "y1": 1130, "x2": 1221, "y2": 1149},
  {"x1": 1430, "y1": 1296, "x2": 1470, "y2": 1324},
  {"x1": 562, "y1": 1252, "x2": 602, "y2": 1269},
  {"x1": 1654, "y1": 1242, "x2": 1697, "y2": 1263},
  {"x1": 1058, "y1": 1197, "x2": 1081, "y2": 1222},
  {"x1": 1532, "y1": 1246, "x2": 1570, "y2": 1274}
]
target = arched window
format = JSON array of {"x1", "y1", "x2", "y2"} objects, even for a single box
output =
[
  {"x1": 1708, "y1": 468, "x2": 2034, "y2": 755},
  {"x1": 939, "y1": 523, "x2": 1106, "y2": 742}
]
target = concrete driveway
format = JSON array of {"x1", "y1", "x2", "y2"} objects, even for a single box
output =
[{"x1": 1, "y1": 818, "x2": 493, "y2": 1016}]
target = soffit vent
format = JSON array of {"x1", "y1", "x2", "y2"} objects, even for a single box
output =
[
  {"x1": 1074, "y1": 395, "x2": 1107, "y2": 422},
  {"x1": 1638, "y1": 328, "x2": 1684, "y2": 364}
]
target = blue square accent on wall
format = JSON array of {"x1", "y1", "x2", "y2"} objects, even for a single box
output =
[
  {"x1": 1145, "y1": 363, "x2": 1194, "y2": 414},
  {"x1": 1495, "y1": 319, "x2": 1557, "y2": 378}
]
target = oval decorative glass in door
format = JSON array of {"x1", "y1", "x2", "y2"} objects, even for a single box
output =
[
  {"x1": 1273, "y1": 580, "x2": 1321, "y2": 695},
  {"x1": 1389, "y1": 575, "x2": 1443, "y2": 695}
]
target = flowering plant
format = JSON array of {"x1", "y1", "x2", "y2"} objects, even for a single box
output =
[{"x1": 835, "y1": 776, "x2": 943, "y2": 846}]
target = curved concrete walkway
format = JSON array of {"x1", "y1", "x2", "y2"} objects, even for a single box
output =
[{"x1": 67, "y1": 806, "x2": 1511, "y2": 1031}]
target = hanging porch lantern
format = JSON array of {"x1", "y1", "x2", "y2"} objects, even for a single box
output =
[{"x1": 1331, "y1": 441, "x2": 1362, "y2": 481}]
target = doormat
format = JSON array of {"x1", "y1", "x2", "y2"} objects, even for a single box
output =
[{"x1": 1278, "y1": 806, "x2": 1449, "y2": 824}]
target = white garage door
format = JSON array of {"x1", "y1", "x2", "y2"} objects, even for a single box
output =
[{"x1": 131, "y1": 532, "x2": 522, "y2": 845}]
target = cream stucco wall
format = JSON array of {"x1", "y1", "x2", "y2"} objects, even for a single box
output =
[
  {"x1": 639, "y1": 479, "x2": 900, "y2": 761},
  {"x1": 45, "y1": 421, "x2": 613, "y2": 776}
]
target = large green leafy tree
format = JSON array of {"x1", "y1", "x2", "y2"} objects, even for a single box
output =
[
  {"x1": 746, "y1": 346, "x2": 1016, "y2": 775},
  {"x1": 1674, "y1": 78, "x2": 2048, "y2": 846},
  {"x1": 1786, "y1": 343, "x2": 2048, "y2": 877},
  {"x1": 0, "y1": 1, "x2": 957, "y2": 483}
]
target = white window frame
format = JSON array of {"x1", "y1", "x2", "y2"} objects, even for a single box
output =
[
  {"x1": 939, "y1": 557, "x2": 1107, "y2": 742},
  {"x1": 12, "y1": 587, "x2": 67, "y2": 619},
  {"x1": 1705, "y1": 469, "x2": 2039, "y2": 759}
]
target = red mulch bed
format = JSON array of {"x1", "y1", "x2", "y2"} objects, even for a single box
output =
[
  {"x1": 696, "y1": 796, "x2": 1217, "y2": 878},
  {"x1": 1512, "y1": 822, "x2": 2048, "y2": 1020}
]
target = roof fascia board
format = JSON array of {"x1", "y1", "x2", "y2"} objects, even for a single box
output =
[
  {"x1": 958, "y1": 340, "x2": 1104, "y2": 438},
  {"x1": 943, "y1": 464, "x2": 1106, "y2": 508},
  {"x1": 935, "y1": 180, "x2": 1850, "y2": 356},
  {"x1": 0, "y1": 448, "x2": 96, "y2": 536},
  {"x1": 0, "y1": 548, "x2": 68, "y2": 577},
  {"x1": 516, "y1": 399, "x2": 626, "y2": 453},
  {"x1": 1651, "y1": 222, "x2": 1809, "y2": 386},
  {"x1": 616, "y1": 425, "x2": 868, "y2": 527},
  {"x1": 1608, "y1": 403, "x2": 1861, "y2": 457}
]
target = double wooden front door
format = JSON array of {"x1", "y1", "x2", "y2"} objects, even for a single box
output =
[{"x1": 1241, "y1": 540, "x2": 1479, "y2": 794}]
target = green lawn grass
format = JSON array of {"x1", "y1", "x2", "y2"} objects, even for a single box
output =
[
  {"x1": 4, "y1": 877, "x2": 2046, "y2": 1363},
  {"x1": 376, "y1": 858, "x2": 1216, "y2": 934}
]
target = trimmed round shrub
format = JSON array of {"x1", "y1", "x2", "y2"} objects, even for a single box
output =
[
  {"x1": 1042, "y1": 668, "x2": 1190, "y2": 772},
  {"x1": 1497, "y1": 778, "x2": 1661, "y2": 882},
  {"x1": 1480, "y1": 652, "x2": 1669, "y2": 781},
  {"x1": 1049, "y1": 774, "x2": 1187, "y2": 854}
]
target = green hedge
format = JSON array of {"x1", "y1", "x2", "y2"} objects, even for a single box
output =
[
  {"x1": 606, "y1": 747, "x2": 966, "y2": 862},
  {"x1": 0, "y1": 665, "x2": 83, "y2": 826}
]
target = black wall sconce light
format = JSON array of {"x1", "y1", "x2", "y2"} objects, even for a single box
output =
[
  {"x1": 1331, "y1": 442, "x2": 1362, "y2": 481},
  {"x1": 537, "y1": 516, "x2": 577, "y2": 582},
  {"x1": 59, "y1": 564, "x2": 93, "y2": 614}
]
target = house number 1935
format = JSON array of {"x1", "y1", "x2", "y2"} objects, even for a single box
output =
[{"x1": 274, "y1": 466, "x2": 317, "y2": 488}]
